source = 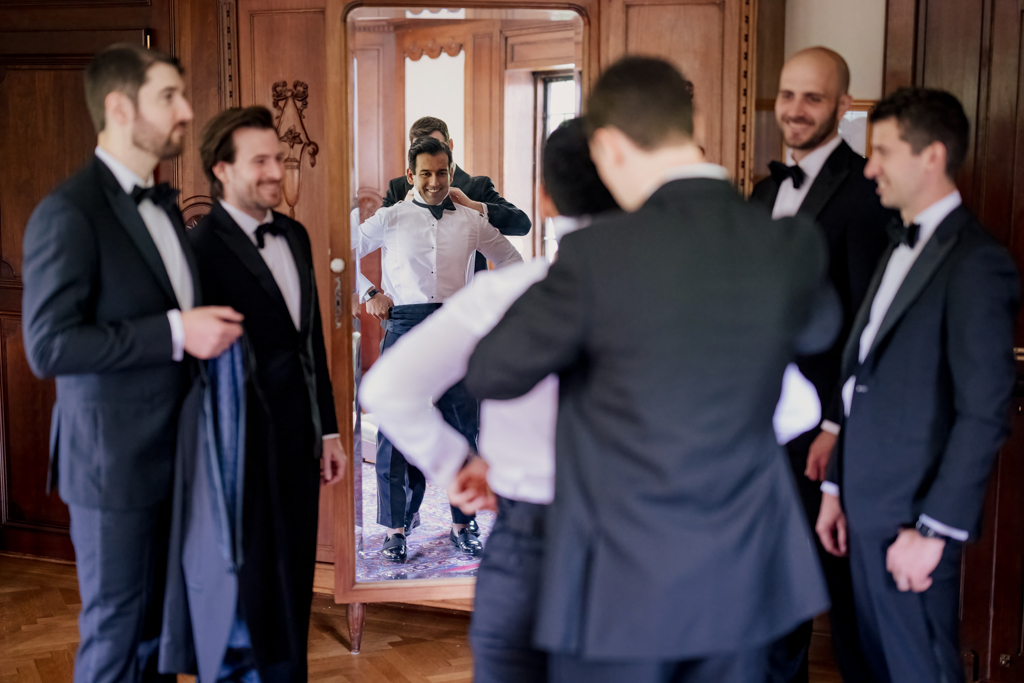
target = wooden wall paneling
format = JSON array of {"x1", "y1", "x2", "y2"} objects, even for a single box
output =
[
  {"x1": 237, "y1": 0, "x2": 338, "y2": 563},
  {"x1": 501, "y1": 68, "x2": 537, "y2": 255},
  {"x1": 748, "y1": 0, "x2": 785, "y2": 190},
  {"x1": 504, "y1": 27, "x2": 577, "y2": 71},
  {"x1": 600, "y1": 0, "x2": 748, "y2": 179},
  {"x1": 463, "y1": 22, "x2": 502, "y2": 185},
  {"x1": 882, "y1": 0, "x2": 921, "y2": 94}
]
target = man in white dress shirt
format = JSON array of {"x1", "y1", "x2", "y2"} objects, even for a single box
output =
[
  {"x1": 355, "y1": 135, "x2": 522, "y2": 561},
  {"x1": 21, "y1": 44, "x2": 244, "y2": 683},
  {"x1": 361, "y1": 118, "x2": 618, "y2": 682},
  {"x1": 815, "y1": 88, "x2": 1019, "y2": 682}
]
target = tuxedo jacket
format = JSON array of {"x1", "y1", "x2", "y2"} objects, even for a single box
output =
[
  {"x1": 22, "y1": 155, "x2": 201, "y2": 509},
  {"x1": 383, "y1": 164, "x2": 532, "y2": 237},
  {"x1": 750, "y1": 140, "x2": 894, "y2": 422},
  {"x1": 464, "y1": 177, "x2": 838, "y2": 660},
  {"x1": 828, "y1": 205, "x2": 1019, "y2": 539}
]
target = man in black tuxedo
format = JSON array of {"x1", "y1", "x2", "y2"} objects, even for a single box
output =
[
  {"x1": 749, "y1": 47, "x2": 892, "y2": 683},
  {"x1": 816, "y1": 88, "x2": 1019, "y2": 682},
  {"x1": 21, "y1": 44, "x2": 244, "y2": 683},
  {"x1": 372, "y1": 115, "x2": 530, "y2": 283},
  {"x1": 464, "y1": 56, "x2": 840, "y2": 683},
  {"x1": 188, "y1": 106, "x2": 345, "y2": 681}
]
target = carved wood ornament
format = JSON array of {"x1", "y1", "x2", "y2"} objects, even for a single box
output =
[
  {"x1": 272, "y1": 80, "x2": 319, "y2": 218},
  {"x1": 404, "y1": 38, "x2": 463, "y2": 61}
]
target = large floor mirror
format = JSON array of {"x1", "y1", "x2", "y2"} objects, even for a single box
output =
[{"x1": 336, "y1": 1, "x2": 591, "y2": 649}]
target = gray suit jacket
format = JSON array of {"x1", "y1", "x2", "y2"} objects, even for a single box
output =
[
  {"x1": 21, "y1": 156, "x2": 200, "y2": 509},
  {"x1": 465, "y1": 178, "x2": 835, "y2": 659}
]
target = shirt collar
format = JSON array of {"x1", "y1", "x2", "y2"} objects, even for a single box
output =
[
  {"x1": 910, "y1": 190, "x2": 963, "y2": 247},
  {"x1": 551, "y1": 215, "x2": 591, "y2": 243},
  {"x1": 219, "y1": 199, "x2": 273, "y2": 237},
  {"x1": 95, "y1": 145, "x2": 152, "y2": 195},
  {"x1": 644, "y1": 163, "x2": 731, "y2": 202},
  {"x1": 784, "y1": 134, "x2": 844, "y2": 185}
]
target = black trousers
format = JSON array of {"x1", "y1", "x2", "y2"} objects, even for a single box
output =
[
  {"x1": 767, "y1": 430, "x2": 871, "y2": 683},
  {"x1": 549, "y1": 648, "x2": 768, "y2": 683},
  {"x1": 847, "y1": 521, "x2": 963, "y2": 683},
  {"x1": 374, "y1": 304, "x2": 478, "y2": 528},
  {"x1": 470, "y1": 497, "x2": 548, "y2": 683}
]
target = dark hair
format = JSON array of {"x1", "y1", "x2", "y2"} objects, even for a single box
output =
[
  {"x1": 84, "y1": 43, "x2": 182, "y2": 134},
  {"x1": 543, "y1": 118, "x2": 619, "y2": 217},
  {"x1": 869, "y1": 87, "x2": 970, "y2": 179},
  {"x1": 585, "y1": 56, "x2": 695, "y2": 149},
  {"x1": 200, "y1": 106, "x2": 277, "y2": 199},
  {"x1": 408, "y1": 136, "x2": 452, "y2": 172},
  {"x1": 409, "y1": 116, "x2": 450, "y2": 144}
]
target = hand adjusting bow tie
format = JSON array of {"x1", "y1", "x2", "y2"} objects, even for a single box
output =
[
  {"x1": 131, "y1": 183, "x2": 180, "y2": 211},
  {"x1": 768, "y1": 161, "x2": 807, "y2": 190},
  {"x1": 412, "y1": 195, "x2": 457, "y2": 220},
  {"x1": 254, "y1": 221, "x2": 288, "y2": 249},
  {"x1": 886, "y1": 217, "x2": 920, "y2": 249}
]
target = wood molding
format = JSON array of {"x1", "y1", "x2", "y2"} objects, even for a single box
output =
[
  {"x1": 219, "y1": 0, "x2": 240, "y2": 108},
  {"x1": 0, "y1": 29, "x2": 149, "y2": 65},
  {"x1": 403, "y1": 36, "x2": 463, "y2": 60},
  {"x1": 0, "y1": 0, "x2": 148, "y2": 5}
]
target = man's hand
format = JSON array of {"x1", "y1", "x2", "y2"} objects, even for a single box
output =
[
  {"x1": 805, "y1": 430, "x2": 837, "y2": 481},
  {"x1": 403, "y1": 189, "x2": 414, "y2": 202},
  {"x1": 816, "y1": 492, "x2": 848, "y2": 557},
  {"x1": 886, "y1": 528, "x2": 945, "y2": 592},
  {"x1": 448, "y1": 187, "x2": 485, "y2": 214},
  {"x1": 182, "y1": 306, "x2": 244, "y2": 359},
  {"x1": 321, "y1": 436, "x2": 347, "y2": 485},
  {"x1": 365, "y1": 292, "x2": 393, "y2": 320},
  {"x1": 447, "y1": 457, "x2": 496, "y2": 514}
]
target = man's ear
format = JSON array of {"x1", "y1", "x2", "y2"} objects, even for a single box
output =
[
  {"x1": 212, "y1": 160, "x2": 231, "y2": 188},
  {"x1": 105, "y1": 90, "x2": 134, "y2": 128},
  {"x1": 922, "y1": 140, "x2": 948, "y2": 177},
  {"x1": 406, "y1": 166, "x2": 415, "y2": 185},
  {"x1": 836, "y1": 93, "x2": 853, "y2": 121},
  {"x1": 447, "y1": 138, "x2": 456, "y2": 154},
  {"x1": 590, "y1": 127, "x2": 626, "y2": 170},
  {"x1": 538, "y1": 185, "x2": 559, "y2": 219}
]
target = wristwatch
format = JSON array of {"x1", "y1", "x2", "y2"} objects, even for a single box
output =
[
  {"x1": 915, "y1": 519, "x2": 945, "y2": 539},
  {"x1": 365, "y1": 287, "x2": 380, "y2": 301}
]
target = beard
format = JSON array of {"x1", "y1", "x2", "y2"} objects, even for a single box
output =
[
  {"x1": 131, "y1": 110, "x2": 186, "y2": 160},
  {"x1": 784, "y1": 102, "x2": 840, "y2": 151}
]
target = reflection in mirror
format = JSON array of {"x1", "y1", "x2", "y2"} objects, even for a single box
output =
[{"x1": 348, "y1": 6, "x2": 582, "y2": 581}]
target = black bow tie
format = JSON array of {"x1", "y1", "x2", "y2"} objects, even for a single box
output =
[
  {"x1": 131, "y1": 183, "x2": 180, "y2": 211},
  {"x1": 768, "y1": 161, "x2": 807, "y2": 190},
  {"x1": 254, "y1": 221, "x2": 287, "y2": 249},
  {"x1": 412, "y1": 195, "x2": 456, "y2": 220},
  {"x1": 887, "y1": 218, "x2": 921, "y2": 248}
]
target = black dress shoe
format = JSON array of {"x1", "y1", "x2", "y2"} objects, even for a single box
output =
[
  {"x1": 450, "y1": 527, "x2": 483, "y2": 556},
  {"x1": 468, "y1": 518, "x2": 479, "y2": 534},
  {"x1": 404, "y1": 511, "x2": 421, "y2": 536},
  {"x1": 381, "y1": 533, "x2": 407, "y2": 562}
]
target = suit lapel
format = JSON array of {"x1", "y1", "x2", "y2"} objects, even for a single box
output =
[
  {"x1": 862, "y1": 208, "x2": 967, "y2": 364},
  {"x1": 755, "y1": 177, "x2": 780, "y2": 209},
  {"x1": 96, "y1": 158, "x2": 178, "y2": 305},
  {"x1": 209, "y1": 203, "x2": 292, "y2": 317},
  {"x1": 840, "y1": 243, "x2": 894, "y2": 378},
  {"x1": 280, "y1": 215, "x2": 313, "y2": 337},
  {"x1": 797, "y1": 141, "x2": 852, "y2": 219}
]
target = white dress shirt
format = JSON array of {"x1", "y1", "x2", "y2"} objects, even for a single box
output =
[
  {"x1": 360, "y1": 257, "x2": 557, "y2": 504},
  {"x1": 824, "y1": 190, "x2": 966, "y2": 540},
  {"x1": 771, "y1": 134, "x2": 844, "y2": 219},
  {"x1": 94, "y1": 146, "x2": 193, "y2": 361},
  {"x1": 355, "y1": 190, "x2": 522, "y2": 306},
  {"x1": 219, "y1": 201, "x2": 301, "y2": 330}
]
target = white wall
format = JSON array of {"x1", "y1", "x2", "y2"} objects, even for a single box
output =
[
  {"x1": 785, "y1": 0, "x2": 887, "y2": 100},
  {"x1": 405, "y1": 52, "x2": 466, "y2": 170}
]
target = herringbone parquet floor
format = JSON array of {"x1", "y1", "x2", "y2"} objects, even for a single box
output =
[{"x1": 0, "y1": 554, "x2": 473, "y2": 683}]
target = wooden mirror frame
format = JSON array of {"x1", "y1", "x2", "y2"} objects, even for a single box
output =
[{"x1": 327, "y1": 0, "x2": 600, "y2": 608}]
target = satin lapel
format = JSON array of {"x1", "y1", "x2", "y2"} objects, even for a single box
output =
[
  {"x1": 281, "y1": 220, "x2": 314, "y2": 337},
  {"x1": 209, "y1": 204, "x2": 291, "y2": 315},
  {"x1": 863, "y1": 208, "x2": 968, "y2": 364},
  {"x1": 97, "y1": 160, "x2": 178, "y2": 305},
  {"x1": 169, "y1": 206, "x2": 203, "y2": 306},
  {"x1": 797, "y1": 142, "x2": 851, "y2": 219},
  {"x1": 756, "y1": 176, "x2": 780, "y2": 209},
  {"x1": 840, "y1": 243, "x2": 894, "y2": 378}
]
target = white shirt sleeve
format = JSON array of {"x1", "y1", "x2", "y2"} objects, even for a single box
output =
[
  {"x1": 473, "y1": 214, "x2": 523, "y2": 269},
  {"x1": 167, "y1": 309, "x2": 185, "y2": 362},
  {"x1": 355, "y1": 207, "x2": 387, "y2": 261}
]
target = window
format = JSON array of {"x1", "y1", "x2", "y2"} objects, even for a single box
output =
[{"x1": 542, "y1": 75, "x2": 578, "y2": 139}]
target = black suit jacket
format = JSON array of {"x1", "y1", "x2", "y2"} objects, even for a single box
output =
[
  {"x1": 829, "y1": 205, "x2": 1019, "y2": 539},
  {"x1": 22, "y1": 155, "x2": 200, "y2": 509},
  {"x1": 464, "y1": 178, "x2": 837, "y2": 659},
  {"x1": 750, "y1": 140, "x2": 895, "y2": 425},
  {"x1": 382, "y1": 164, "x2": 531, "y2": 236}
]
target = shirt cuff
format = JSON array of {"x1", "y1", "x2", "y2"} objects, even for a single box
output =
[
  {"x1": 480, "y1": 202, "x2": 489, "y2": 219},
  {"x1": 820, "y1": 481, "x2": 840, "y2": 497},
  {"x1": 167, "y1": 309, "x2": 185, "y2": 362},
  {"x1": 322, "y1": 433, "x2": 340, "y2": 441},
  {"x1": 820, "y1": 420, "x2": 841, "y2": 435},
  {"x1": 918, "y1": 514, "x2": 969, "y2": 542}
]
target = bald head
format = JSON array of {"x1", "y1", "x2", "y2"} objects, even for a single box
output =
[{"x1": 775, "y1": 46, "x2": 853, "y2": 160}]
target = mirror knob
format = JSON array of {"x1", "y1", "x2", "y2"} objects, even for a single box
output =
[{"x1": 330, "y1": 258, "x2": 346, "y2": 273}]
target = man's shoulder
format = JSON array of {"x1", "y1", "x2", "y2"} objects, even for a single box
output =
[
  {"x1": 29, "y1": 160, "x2": 106, "y2": 230},
  {"x1": 749, "y1": 174, "x2": 778, "y2": 204},
  {"x1": 271, "y1": 210, "x2": 312, "y2": 238}
]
